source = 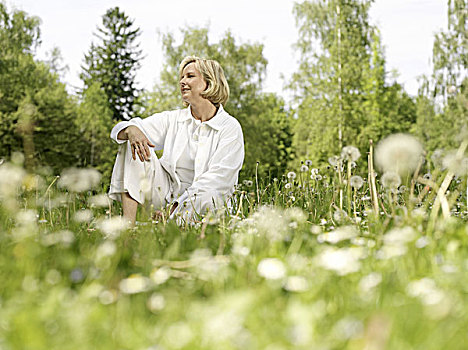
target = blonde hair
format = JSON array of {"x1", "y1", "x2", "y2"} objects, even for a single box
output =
[{"x1": 179, "y1": 56, "x2": 230, "y2": 107}]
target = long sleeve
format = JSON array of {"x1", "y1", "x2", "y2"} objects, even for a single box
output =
[{"x1": 109, "y1": 111, "x2": 173, "y2": 150}]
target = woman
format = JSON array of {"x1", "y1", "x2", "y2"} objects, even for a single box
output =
[{"x1": 108, "y1": 56, "x2": 244, "y2": 223}]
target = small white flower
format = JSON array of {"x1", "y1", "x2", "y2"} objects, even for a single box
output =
[
  {"x1": 287, "y1": 171, "x2": 297, "y2": 180},
  {"x1": 381, "y1": 171, "x2": 401, "y2": 189},
  {"x1": 97, "y1": 216, "x2": 130, "y2": 239},
  {"x1": 316, "y1": 247, "x2": 364, "y2": 275},
  {"x1": 341, "y1": 146, "x2": 361, "y2": 162},
  {"x1": 283, "y1": 276, "x2": 309, "y2": 292},
  {"x1": 447, "y1": 85, "x2": 457, "y2": 95},
  {"x1": 58, "y1": 167, "x2": 101, "y2": 192},
  {"x1": 328, "y1": 156, "x2": 340, "y2": 167},
  {"x1": 305, "y1": 159, "x2": 313, "y2": 166},
  {"x1": 350, "y1": 175, "x2": 364, "y2": 189},
  {"x1": 285, "y1": 182, "x2": 292, "y2": 189},
  {"x1": 119, "y1": 274, "x2": 151, "y2": 294},
  {"x1": 73, "y1": 209, "x2": 93, "y2": 223},
  {"x1": 319, "y1": 226, "x2": 358, "y2": 244},
  {"x1": 375, "y1": 134, "x2": 423, "y2": 176},
  {"x1": 359, "y1": 272, "x2": 382, "y2": 293},
  {"x1": 257, "y1": 258, "x2": 286, "y2": 280},
  {"x1": 300, "y1": 165, "x2": 309, "y2": 172}
]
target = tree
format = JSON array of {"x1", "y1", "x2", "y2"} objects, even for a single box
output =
[
  {"x1": 289, "y1": 0, "x2": 416, "y2": 166},
  {"x1": 414, "y1": 0, "x2": 467, "y2": 152},
  {"x1": 80, "y1": 7, "x2": 142, "y2": 121},
  {"x1": 76, "y1": 82, "x2": 115, "y2": 182},
  {"x1": 146, "y1": 26, "x2": 294, "y2": 178},
  {"x1": 0, "y1": 3, "x2": 83, "y2": 172}
]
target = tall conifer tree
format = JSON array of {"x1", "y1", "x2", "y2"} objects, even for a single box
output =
[{"x1": 81, "y1": 7, "x2": 142, "y2": 121}]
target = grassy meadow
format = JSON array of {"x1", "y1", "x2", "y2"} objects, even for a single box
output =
[{"x1": 1, "y1": 137, "x2": 468, "y2": 350}]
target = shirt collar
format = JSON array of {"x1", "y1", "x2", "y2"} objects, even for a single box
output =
[{"x1": 179, "y1": 105, "x2": 226, "y2": 131}]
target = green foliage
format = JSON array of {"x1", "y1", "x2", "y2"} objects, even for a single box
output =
[
  {"x1": 146, "y1": 26, "x2": 294, "y2": 178},
  {"x1": 0, "y1": 3, "x2": 83, "y2": 173},
  {"x1": 76, "y1": 82, "x2": 116, "y2": 185},
  {"x1": 80, "y1": 7, "x2": 143, "y2": 121},
  {"x1": 289, "y1": 0, "x2": 416, "y2": 166},
  {"x1": 1, "y1": 143, "x2": 468, "y2": 348},
  {"x1": 415, "y1": 0, "x2": 467, "y2": 152}
]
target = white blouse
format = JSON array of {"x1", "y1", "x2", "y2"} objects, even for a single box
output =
[{"x1": 110, "y1": 105, "x2": 244, "y2": 220}]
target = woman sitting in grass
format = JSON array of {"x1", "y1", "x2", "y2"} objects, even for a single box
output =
[{"x1": 108, "y1": 56, "x2": 244, "y2": 224}]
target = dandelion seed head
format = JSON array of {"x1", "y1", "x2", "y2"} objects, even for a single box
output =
[
  {"x1": 381, "y1": 171, "x2": 401, "y2": 189},
  {"x1": 97, "y1": 216, "x2": 130, "y2": 239},
  {"x1": 147, "y1": 293, "x2": 166, "y2": 312},
  {"x1": 333, "y1": 209, "x2": 348, "y2": 223},
  {"x1": 333, "y1": 317, "x2": 364, "y2": 340},
  {"x1": 406, "y1": 278, "x2": 445, "y2": 305},
  {"x1": 359, "y1": 272, "x2": 382, "y2": 293},
  {"x1": 305, "y1": 159, "x2": 313, "y2": 166},
  {"x1": 283, "y1": 276, "x2": 309, "y2": 292},
  {"x1": 99, "y1": 290, "x2": 117, "y2": 305},
  {"x1": 88, "y1": 194, "x2": 110, "y2": 208},
  {"x1": 341, "y1": 146, "x2": 360, "y2": 162},
  {"x1": 316, "y1": 247, "x2": 364, "y2": 275},
  {"x1": 328, "y1": 156, "x2": 340, "y2": 167},
  {"x1": 383, "y1": 226, "x2": 416, "y2": 246},
  {"x1": 150, "y1": 266, "x2": 171, "y2": 285},
  {"x1": 119, "y1": 274, "x2": 151, "y2": 294},
  {"x1": 257, "y1": 258, "x2": 286, "y2": 280},
  {"x1": 0, "y1": 163, "x2": 26, "y2": 197},
  {"x1": 287, "y1": 171, "x2": 297, "y2": 180},
  {"x1": 350, "y1": 175, "x2": 364, "y2": 189},
  {"x1": 320, "y1": 225, "x2": 358, "y2": 244},
  {"x1": 375, "y1": 133, "x2": 423, "y2": 176},
  {"x1": 447, "y1": 85, "x2": 457, "y2": 95},
  {"x1": 58, "y1": 167, "x2": 101, "y2": 192},
  {"x1": 442, "y1": 151, "x2": 468, "y2": 176},
  {"x1": 73, "y1": 209, "x2": 93, "y2": 223},
  {"x1": 300, "y1": 165, "x2": 309, "y2": 172}
]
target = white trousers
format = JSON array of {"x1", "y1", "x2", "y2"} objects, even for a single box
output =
[{"x1": 108, "y1": 142, "x2": 179, "y2": 209}]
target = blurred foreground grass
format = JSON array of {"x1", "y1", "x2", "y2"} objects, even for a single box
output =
[{"x1": 1, "y1": 144, "x2": 468, "y2": 350}]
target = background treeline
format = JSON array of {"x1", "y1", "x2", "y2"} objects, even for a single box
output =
[{"x1": 0, "y1": 0, "x2": 466, "y2": 184}]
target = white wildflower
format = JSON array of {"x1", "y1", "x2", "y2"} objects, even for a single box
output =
[
  {"x1": 442, "y1": 151, "x2": 468, "y2": 177},
  {"x1": 88, "y1": 194, "x2": 110, "y2": 208},
  {"x1": 300, "y1": 164, "x2": 309, "y2": 172},
  {"x1": 328, "y1": 156, "x2": 340, "y2": 167},
  {"x1": 305, "y1": 159, "x2": 313, "y2": 166},
  {"x1": 97, "y1": 216, "x2": 130, "y2": 239},
  {"x1": 58, "y1": 167, "x2": 101, "y2": 192},
  {"x1": 119, "y1": 274, "x2": 151, "y2": 294},
  {"x1": 383, "y1": 226, "x2": 416, "y2": 246},
  {"x1": 73, "y1": 209, "x2": 93, "y2": 223},
  {"x1": 316, "y1": 247, "x2": 364, "y2": 275},
  {"x1": 406, "y1": 278, "x2": 445, "y2": 305},
  {"x1": 283, "y1": 276, "x2": 309, "y2": 292},
  {"x1": 319, "y1": 225, "x2": 358, "y2": 244},
  {"x1": 147, "y1": 293, "x2": 166, "y2": 312},
  {"x1": 350, "y1": 175, "x2": 364, "y2": 189},
  {"x1": 257, "y1": 258, "x2": 286, "y2": 280},
  {"x1": 381, "y1": 171, "x2": 401, "y2": 189},
  {"x1": 150, "y1": 266, "x2": 171, "y2": 285},
  {"x1": 341, "y1": 146, "x2": 361, "y2": 162},
  {"x1": 287, "y1": 171, "x2": 297, "y2": 180},
  {"x1": 359, "y1": 272, "x2": 382, "y2": 293},
  {"x1": 375, "y1": 133, "x2": 423, "y2": 176}
]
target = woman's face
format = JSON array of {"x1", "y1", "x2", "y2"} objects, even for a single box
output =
[{"x1": 180, "y1": 62, "x2": 207, "y2": 104}]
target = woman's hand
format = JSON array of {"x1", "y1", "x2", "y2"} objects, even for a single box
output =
[{"x1": 121, "y1": 126, "x2": 156, "y2": 162}]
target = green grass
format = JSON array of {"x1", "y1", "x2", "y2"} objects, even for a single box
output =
[{"x1": 1, "y1": 158, "x2": 467, "y2": 350}]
